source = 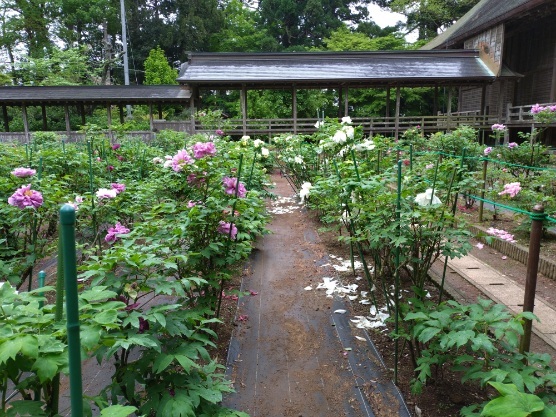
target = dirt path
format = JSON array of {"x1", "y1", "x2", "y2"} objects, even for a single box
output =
[{"x1": 223, "y1": 173, "x2": 409, "y2": 417}]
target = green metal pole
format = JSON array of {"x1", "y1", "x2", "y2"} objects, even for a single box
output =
[
  {"x1": 38, "y1": 271, "x2": 46, "y2": 307},
  {"x1": 49, "y1": 235, "x2": 64, "y2": 415},
  {"x1": 60, "y1": 205, "x2": 83, "y2": 417},
  {"x1": 394, "y1": 160, "x2": 402, "y2": 386},
  {"x1": 33, "y1": 270, "x2": 47, "y2": 401},
  {"x1": 478, "y1": 159, "x2": 487, "y2": 222}
]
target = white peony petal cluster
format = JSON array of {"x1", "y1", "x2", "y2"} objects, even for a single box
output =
[
  {"x1": 414, "y1": 189, "x2": 442, "y2": 207},
  {"x1": 332, "y1": 130, "x2": 347, "y2": 144},
  {"x1": 299, "y1": 182, "x2": 313, "y2": 203},
  {"x1": 354, "y1": 139, "x2": 375, "y2": 151}
]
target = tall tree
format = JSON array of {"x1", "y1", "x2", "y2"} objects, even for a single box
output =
[
  {"x1": 258, "y1": 0, "x2": 371, "y2": 49},
  {"x1": 373, "y1": 0, "x2": 480, "y2": 40},
  {"x1": 144, "y1": 46, "x2": 177, "y2": 84},
  {"x1": 210, "y1": 0, "x2": 280, "y2": 52}
]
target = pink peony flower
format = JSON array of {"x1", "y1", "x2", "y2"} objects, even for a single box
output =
[
  {"x1": 491, "y1": 123, "x2": 506, "y2": 132},
  {"x1": 8, "y1": 184, "x2": 43, "y2": 209},
  {"x1": 111, "y1": 183, "x2": 126, "y2": 194},
  {"x1": 508, "y1": 142, "x2": 518, "y2": 149},
  {"x1": 67, "y1": 195, "x2": 83, "y2": 211},
  {"x1": 111, "y1": 143, "x2": 121, "y2": 150},
  {"x1": 484, "y1": 147, "x2": 493, "y2": 156},
  {"x1": 530, "y1": 103, "x2": 544, "y2": 114},
  {"x1": 96, "y1": 188, "x2": 118, "y2": 199},
  {"x1": 187, "y1": 200, "x2": 199, "y2": 208},
  {"x1": 217, "y1": 221, "x2": 238, "y2": 239},
  {"x1": 107, "y1": 165, "x2": 114, "y2": 172},
  {"x1": 104, "y1": 221, "x2": 130, "y2": 243},
  {"x1": 215, "y1": 129, "x2": 224, "y2": 136},
  {"x1": 171, "y1": 149, "x2": 193, "y2": 172},
  {"x1": 11, "y1": 167, "x2": 36, "y2": 178},
  {"x1": 192, "y1": 141, "x2": 216, "y2": 159},
  {"x1": 222, "y1": 177, "x2": 247, "y2": 198},
  {"x1": 499, "y1": 182, "x2": 521, "y2": 198},
  {"x1": 487, "y1": 227, "x2": 516, "y2": 243},
  {"x1": 425, "y1": 163, "x2": 434, "y2": 169}
]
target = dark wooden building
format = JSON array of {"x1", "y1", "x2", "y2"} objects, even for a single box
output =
[{"x1": 423, "y1": 0, "x2": 556, "y2": 133}]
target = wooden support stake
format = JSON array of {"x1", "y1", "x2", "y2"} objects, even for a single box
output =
[
  {"x1": 394, "y1": 86, "x2": 401, "y2": 140},
  {"x1": 520, "y1": 205, "x2": 545, "y2": 355}
]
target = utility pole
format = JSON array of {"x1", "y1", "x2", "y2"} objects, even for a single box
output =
[{"x1": 120, "y1": 0, "x2": 131, "y2": 117}]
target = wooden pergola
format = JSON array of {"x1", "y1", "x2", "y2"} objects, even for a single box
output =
[
  {"x1": 0, "y1": 85, "x2": 191, "y2": 142},
  {"x1": 177, "y1": 50, "x2": 496, "y2": 136}
]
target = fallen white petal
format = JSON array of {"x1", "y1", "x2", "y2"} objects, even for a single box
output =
[
  {"x1": 304, "y1": 286, "x2": 312, "y2": 291},
  {"x1": 334, "y1": 309, "x2": 347, "y2": 314},
  {"x1": 355, "y1": 336, "x2": 366, "y2": 342}
]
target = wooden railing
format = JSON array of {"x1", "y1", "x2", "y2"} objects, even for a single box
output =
[
  {"x1": 167, "y1": 114, "x2": 499, "y2": 137},
  {"x1": 0, "y1": 114, "x2": 510, "y2": 143},
  {"x1": 506, "y1": 102, "x2": 556, "y2": 125},
  {"x1": 0, "y1": 131, "x2": 154, "y2": 144}
]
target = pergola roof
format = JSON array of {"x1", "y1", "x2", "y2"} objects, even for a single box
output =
[
  {"x1": 177, "y1": 50, "x2": 495, "y2": 89},
  {"x1": 0, "y1": 85, "x2": 191, "y2": 106}
]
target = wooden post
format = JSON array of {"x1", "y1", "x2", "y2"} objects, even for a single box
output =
[
  {"x1": 2, "y1": 105, "x2": 9, "y2": 132},
  {"x1": 119, "y1": 105, "x2": 124, "y2": 124},
  {"x1": 292, "y1": 85, "x2": 297, "y2": 135},
  {"x1": 338, "y1": 87, "x2": 343, "y2": 118},
  {"x1": 433, "y1": 86, "x2": 438, "y2": 115},
  {"x1": 22, "y1": 104, "x2": 30, "y2": 143},
  {"x1": 447, "y1": 88, "x2": 452, "y2": 115},
  {"x1": 149, "y1": 103, "x2": 154, "y2": 133},
  {"x1": 480, "y1": 85, "x2": 487, "y2": 115},
  {"x1": 41, "y1": 105, "x2": 48, "y2": 131},
  {"x1": 64, "y1": 105, "x2": 71, "y2": 138},
  {"x1": 241, "y1": 84, "x2": 247, "y2": 136},
  {"x1": 395, "y1": 86, "x2": 401, "y2": 140},
  {"x1": 106, "y1": 104, "x2": 112, "y2": 141},
  {"x1": 80, "y1": 104, "x2": 86, "y2": 126},
  {"x1": 158, "y1": 103, "x2": 163, "y2": 119},
  {"x1": 386, "y1": 87, "x2": 391, "y2": 127},
  {"x1": 550, "y1": 42, "x2": 556, "y2": 102},
  {"x1": 344, "y1": 86, "x2": 349, "y2": 116},
  {"x1": 520, "y1": 205, "x2": 546, "y2": 355}
]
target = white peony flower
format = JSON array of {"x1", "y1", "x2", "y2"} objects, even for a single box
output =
[
  {"x1": 294, "y1": 155, "x2": 303, "y2": 164},
  {"x1": 341, "y1": 116, "x2": 352, "y2": 125},
  {"x1": 354, "y1": 139, "x2": 376, "y2": 152},
  {"x1": 343, "y1": 125, "x2": 355, "y2": 139},
  {"x1": 314, "y1": 120, "x2": 325, "y2": 128},
  {"x1": 299, "y1": 182, "x2": 313, "y2": 203},
  {"x1": 415, "y1": 189, "x2": 442, "y2": 207},
  {"x1": 253, "y1": 139, "x2": 264, "y2": 148},
  {"x1": 332, "y1": 130, "x2": 347, "y2": 144},
  {"x1": 261, "y1": 147, "x2": 270, "y2": 158}
]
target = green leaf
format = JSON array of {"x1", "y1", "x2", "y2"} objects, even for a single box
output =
[
  {"x1": 482, "y1": 382, "x2": 544, "y2": 417},
  {"x1": 417, "y1": 327, "x2": 441, "y2": 344},
  {"x1": 80, "y1": 287, "x2": 118, "y2": 302},
  {"x1": 404, "y1": 311, "x2": 429, "y2": 321},
  {"x1": 191, "y1": 387, "x2": 222, "y2": 404},
  {"x1": 5, "y1": 400, "x2": 48, "y2": 416},
  {"x1": 175, "y1": 354, "x2": 197, "y2": 372},
  {"x1": 92, "y1": 310, "x2": 120, "y2": 327},
  {"x1": 153, "y1": 353, "x2": 174, "y2": 373},
  {"x1": 32, "y1": 356, "x2": 60, "y2": 382},
  {"x1": 99, "y1": 405, "x2": 137, "y2": 417}
]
